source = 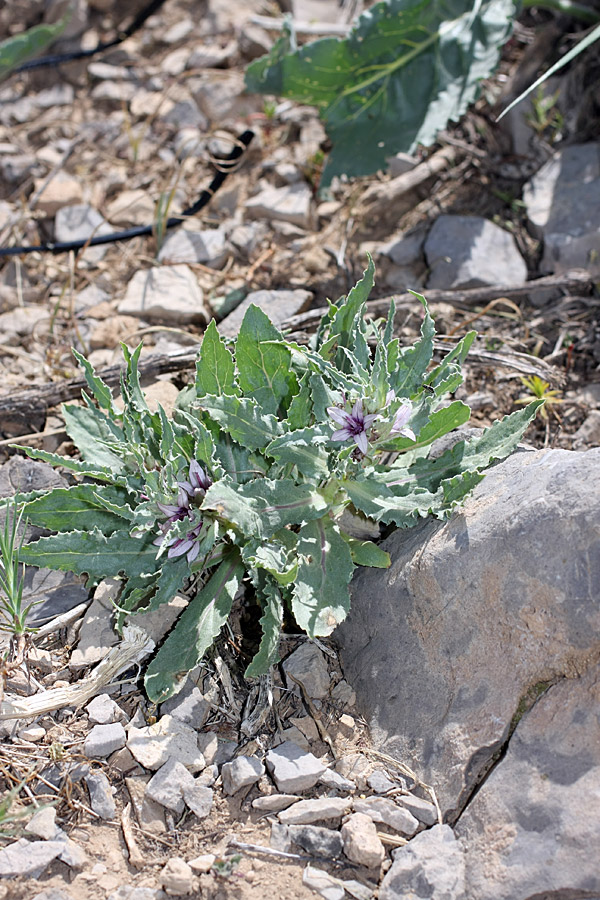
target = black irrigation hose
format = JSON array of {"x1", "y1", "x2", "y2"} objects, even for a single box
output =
[
  {"x1": 15, "y1": 0, "x2": 169, "y2": 73},
  {"x1": 0, "y1": 130, "x2": 255, "y2": 258}
]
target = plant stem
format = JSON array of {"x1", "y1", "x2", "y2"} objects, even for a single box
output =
[{"x1": 522, "y1": 0, "x2": 600, "y2": 24}]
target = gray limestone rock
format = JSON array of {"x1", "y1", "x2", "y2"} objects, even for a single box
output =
[
  {"x1": 265, "y1": 741, "x2": 327, "y2": 793},
  {"x1": 424, "y1": 215, "x2": 527, "y2": 289},
  {"x1": 353, "y1": 797, "x2": 419, "y2": 836},
  {"x1": 380, "y1": 825, "x2": 465, "y2": 900},
  {"x1": 252, "y1": 793, "x2": 301, "y2": 812},
  {"x1": 25, "y1": 807, "x2": 58, "y2": 840},
  {"x1": 70, "y1": 579, "x2": 120, "y2": 669},
  {"x1": 318, "y1": 769, "x2": 356, "y2": 792},
  {"x1": 0, "y1": 838, "x2": 64, "y2": 877},
  {"x1": 523, "y1": 142, "x2": 600, "y2": 276},
  {"x1": 107, "y1": 889, "x2": 166, "y2": 900},
  {"x1": 278, "y1": 796, "x2": 351, "y2": 825},
  {"x1": 340, "y1": 813, "x2": 385, "y2": 869},
  {"x1": 160, "y1": 679, "x2": 210, "y2": 730},
  {"x1": 85, "y1": 771, "x2": 117, "y2": 819},
  {"x1": 84, "y1": 723, "x2": 126, "y2": 759},
  {"x1": 288, "y1": 824, "x2": 344, "y2": 858},
  {"x1": 127, "y1": 714, "x2": 205, "y2": 772},
  {"x1": 54, "y1": 204, "x2": 113, "y2": 264},
  {"x1": 245, "y1": 182, "x2": 314, "y2": 229},
  {"x1": 396, "y1": 793, "x2": 438, "y2": 826},
  {"x1": 337, "y1": 448, "x2": 600, "y2": 816},
  {"x1": 160, "y1": 856, "x2": 194, "y2": 895},
  {"x1": 145, "y1": 758, "x2": 196, "y2": 815},
  {"x1": 86, "y1": 693, "x2": 126, "y2": 725},
  {"x1": 283, "y1": 642, "x2": 330, "y2": 700},
  {"x1": 221, "y1": 755, "x2": 264, "y2": 795},
  {"x1": 181, "y1": 783, "x2": 213, "y2": 820},
  {"x1": 158, "y1": 228, "x2": 229, "y2": 269},
  {"x1": 455, "y1": 664, "x2": 600, "y2": 899},
  {"x1": 118, "y1": 266, "x2": 209, "y2": 325},
  {"x1": 366, "y1": 770, "x2": 396, "y2": 794},
  {"x1": 303, "y1": 865, "x2": 345, "y2": 900}
]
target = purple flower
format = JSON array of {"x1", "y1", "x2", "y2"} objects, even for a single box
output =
[
  {"x1": 178, "y1": 459, "x2": 212, "y2": 501},
  {"x1": 154, "y1": 460, "x2": 213, "y2": 564},
  {"x1": 390, "y1": 402, "x2": 416, "y2": 441},
  {"x1": 327, "y1": 399, "x2": 378, "y2": 455}
]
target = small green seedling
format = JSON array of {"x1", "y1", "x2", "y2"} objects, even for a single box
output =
[{"x1": 515, "y1": 375, "x2": 563, "y2": 420}]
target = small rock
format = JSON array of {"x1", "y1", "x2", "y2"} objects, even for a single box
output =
[
  {"x1": 70, "y1": 581, "x2": 120, "y2": 669},
  {"x1": 187, "y1": 41, "x2": 237, "y2": 69},
  {"x1": 337, "y1": 714, "x2": 355, "y2": 738},
  {"x1": 118, "y1": 266, "x2": 209, "y2": 325},
  {"x1": 270, "y1": 822, "x2": 292, "y2": 852},
  {"x1": 229, "y1": 221, "x2": 266, "y2": 256},
  {"x1": 424, "y1": 215, "x2": 527, "y2": 289},
  {"x1": 34, "y1": 172, "x2": 83, "y2": 217},
  {"x1": 218, "y1": 288, "x2": 312, "y2": 338},
  {"x1": 330, "y1": 680, "x2": 356, "y2": 708},
  {"x1": 341, "y1": 813, "x2": 385, "y2": 869},
  {"x1": 160, "y1": 857, "x2": 194, "y2": 895},
  {"x1": 84, "y1": 723, "x2": 126, "y2": 759},
  {"x1": 290, "y1": 715, "x2": 320, "y2": 744},
  {"x1": 162, "y1": 47, "x2": 190, "y2": 77},
  {"x1": 246, "y1": 182, "x2": 314, "y2": 229},
  {"x1": 86, "y1": 693, "x2": 126, "y2": 725},
  {"x1": 379, "y1": 824, "x2": 465, "y2": 900},
  {"x1": 396, "y1": 792, "x2": 438, "y2": 826},
  {"x1": 107, "y1": 888, "x2": 166, "y2": 900},
  {"x1": 342, "y1": 880, "x2": 374, "y2": 900},
  {"x1": 163, "y1": 18, "x2": 194, "y2": 43},
  {"x1": 318, "y1": 769, "x2": 357, "y2": 792},
  {"x1": 0, "y1": 838, "x2": 63, "y2": 878},
  {"x1": 145, "y1": 758, "x2": 196, "y2": 815},
  {"x1": 181, "y1": 783, "x2": 213, "y2": 820},
  {"x1": 353, "y1": 797, "x2": 419, "y2": 837},
  {"x1": 125, "y1": 776, "x2": 166, "y2": 835},
  {"x1": 31, "y1": 890, "x2": 75, "y2": 900},
  {"x1": 188, "y1": 853, "x2": 215, "y2": 873},
  {"x1": 278, "y1": 797, "x2": 351, "y2": 825},
  {"x1": 158, "y1": 228, "x2": 229, "y2": 268},
  {"x1": 379, "y1": 226, "x2": 426, "y2": 267},
  {"x1": 283, "y1": 642, "x2": 330, "y2": 700},
  {"x1": 386, "y1": 152, "x2": 418, "y2": 178},
  {"x1": 55, "y1": 833, "x2": 87, "y2": 869},
  {"x1": 221, "y1": 755, "x2": 264, "y2": 795},
  {"x1": 127, "y1": 714, "x2": 205, "y2": 772},
  {"x1": 108, "y1": 747, "x2": 141, "y2": 775},
  {"x1": 572, "y1": 410, "x2": 600, "y2": 449},
  {"x1": 25, "y1": 807, "x2": 58, "y2": 840},
  {"x1": 197, "y1": 732, "x2": 219, "y2": 766},
  {"x1": 85, "y1": 771, "x2": 116, "y2": 819},
  {"x1": 54, "y1": 204, "x2": 113, "y2": 264},
  {"x1": 17, "y1": 725, "x2": 46, "y2": 742},
  {"x1": 265, "y1": 741, "x2": 327, "y2": 793},
  {"x1": 303, "y1": 865, "x2": 345, "y2": 900},
  {"x1": 195, "y1": 764, "x2": 218, "y2": 787},
  {"x1": 289, "y1": 824, "x2": 343, "y2": 858},
  {"x1": 191, "y1": 71, "x2": 249, "y2": 122},
  {"x1": 252, "y1": 793, "x2": 301, "y2": 812},
  {"x1": 367, "y1": 770, "x2": 396, "y2": 794},
  {"x1": 105, "y1": 190, "x2": 155, "y2": 227},
  {"x1": 160, "y1": 680, "x2": 210, "y2": 730},
  {"x1": 277, "y1": 725, "x2": 311, "y2": 751}
]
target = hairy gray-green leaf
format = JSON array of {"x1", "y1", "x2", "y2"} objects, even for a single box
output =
[
  {"x1": 341, "y1": 534, "x2": 391, "y2": 568},
  {"x1": 196, "y1": 319, "x2": 238, "y2": 397},
  {"x1": 144, "y1": 552, "x2": 244, "y2": 702},
  {"x1": 246, "y1": 0, "x2": 517, "y2": 187},
  {"x1": 266, "y1": 425, "x2": 331, "y2": 480},
  {"x1": 202, "y1": 478, "x2": 328, "y2": 538},
  {"x1": 390, "y1": 292, "x2": 435, "y2": 398},
  {"x1": 24, "y1": 484, "x2": 133, "y2": 534},
  {"x1": 245, "y1": 575, "x2": 283, "y2": 678},
  {"x1": 197, "y1": 395, "x2": 283, "y2": 451},
  {"x1": 292, "y1": 516, "x2": 354, "y2": 637},
  {"x1": 63, "y1": 403, "x2": 126, "y2": 472},
  {"x1": 236, "y1": 305, "x2": 297, "y2": 415}
]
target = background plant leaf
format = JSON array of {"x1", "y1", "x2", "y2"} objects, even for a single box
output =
[
  {"x1": 245, "y1": 574, "x2": 284, "y2": 678},
  {"x1": 196, "y1": 320, "x2": 238, "y2": 397},
  {"x1": 236, "y1": 305, "x2": 297, "y2": 415},
  {"x1": 246, "y1": 0, "x2": 517, "y2": 187}
]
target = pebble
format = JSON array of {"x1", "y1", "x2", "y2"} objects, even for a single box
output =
[
  {"x1": 341, "y1": 813, "x2": 385, "y2": 869},
  {"x1": 160, "y1": 680, "x2": 210, "y2": 730},
  {"x1": 330, "y1": 680, "x2": 356, "y2": 708},
  {"x1": 145, "y1": 758, "x2": 197, "y2": 815},
  {"x1": 337, "y1": 713, "x2": 356, "y2": 738},
  {"x1": 54, "y1": 204, "x2": 113, "y2": 264},
  {"x1": 353, "y1": 797, "x2": 420, "y2": 837},
  {"x1": 125, "y1": 776, "x2": 166, "y2": 835},
  {"x1": 86, "y1": 693, "x2": 126, "y2": 725},
  {"x1": 25, "y1": 808, "x2": 58, "y2": 840},
  {"x1": 245, "y1": 182, "x2": 314, "y2": 229},
  {"x1": 252, "y1": 793, "x2": 301, "y2": 812},
  {"x1": 265, "y1": 741, "x2": 327, "y2": 793},
  {"x1": 221, "y1": 755, "x2": 265, "y2": 795},
  {"x1": 181, "y1": 783, "x2": 213, "y2": 820},
  {"x1": 107, "y1": 889, "x2": 165, "y2": 900},
  {"x1": 303, "y1": 865, "x2": 345, "y2": 900},
  {"x1": 104, "y1": 190, "x2": 155, "y2": 227},
  {"x1": 118, "y1": 266, "x2": 209, "y2": 326},
  {"x1": 34, "y1": 172, "x2": 83, "y2": 217},
  {"x1": 188, "y1": 853, "x2": 216, "y2": 874},
  {"x1": 278, "y1": 796, "x2": 351, "y2": 825},
  {"x1": 84, "y1": 723, "x2": 126, "y2": 759},
  {"x1": 396, "y1": 792, "x2": 438, "y2": 826},
  {"x1": 160, "y1": 856, "x2": 195, "y2": 895},
  {"x1": 424, "y1": 215, "x2": 527, "y2": 289},
  {"x1": 197, "y1": 732, "x2": 219, "y2": 767},
  {"x1": 283, "y1": 642, "x2": 331, "y2": 700},
  {"x1": 270, "y1": 822, "x2": 292, "y2": 852},
  {"x1": 157, "y1": 228, "x2": 229, "y2": 268},
  {"x1": 17, "y1": 725, "x2": 46, "y2": 742},
  {"x1": 318, "y1": 769, "x2": 357, "y2": 792},
  {"x1": 70, "y1": 581, "x2": 120, "y2": 670},
  {"x1": 367, "y1": 770, "x2": 397, "y2": 794},
  {"x1": 85, "y1": 771, "x2": 117, "y2": 819},
  {"x1": 195, "y1": 764, "x2": 218, "y2": 787},
  {"x1": 0, "y1": 838, "x2": 63, "y2": 878},
  {"x1": 126, "y1": 714, "x2": 205, "y2": 771},
  {"x1": 277, "y1": 725, "x2": 311, "y2": 751},
  {"x1": 288, "y1": 824, "x2": 344, "y2": 858},
  {"x1": 379, "y1": 825, "x2": 465, "y2": 900}
]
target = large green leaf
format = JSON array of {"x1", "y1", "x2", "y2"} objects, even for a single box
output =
[
  {"x1": 20, "y1": 529, "x2": 159, "y2": 585},
  {"x1": 24, "y1": 484, "x2": 133, "y2": 534},
  {"x1": 196, "y1": 319, "x2": 238, "y2": 397},
  {"x1": 379, "y1": 400, "x2": 471, "y2": 451},
  {"x1": 344, "y1": 473, "x2": 442, "y2": 526},
  {"x1": 246, "y1": 0, "x2": 517, "y2": 187},
  {"x1": 197, "y1": 395, "x2": 283, "y2": 451},
  {"x1": 144, "y1": 552, "x2": 244, "y2": 702},
  {"x1": 202, "y1": 478, "x2": 328, "y2": 538},
  {"x1": 0, "y1": 9, "x2": 72, "y2": 82},
  {"x1": 390, "y1": 292, "x2": 435, "y2": 398},
  {"x1": 291, "y1": 517, "x2": 354, "y2": 636},
  {"x1": 266, "y1": 425, "x2": 332, "y2": 480},
  {"x1": 15, "y1": 445, "x2": 122, "y2": 484},
  {"x1": 236, "y1": 305, "x2": 297, "y2": 415},
  {"x1": 62, "y1": 403, "x2": 126, "y2": 472},
  {"x1": 341, "y1": 534, "x2": 391, "y2": 569}
]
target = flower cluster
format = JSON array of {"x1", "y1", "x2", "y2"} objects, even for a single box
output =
[
  {"x1": 327, "y1": 391, "x2": 416, "y2": 456},
  {"x1": 154, "y1": 460, "x2": 212, "y2": 563}
]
